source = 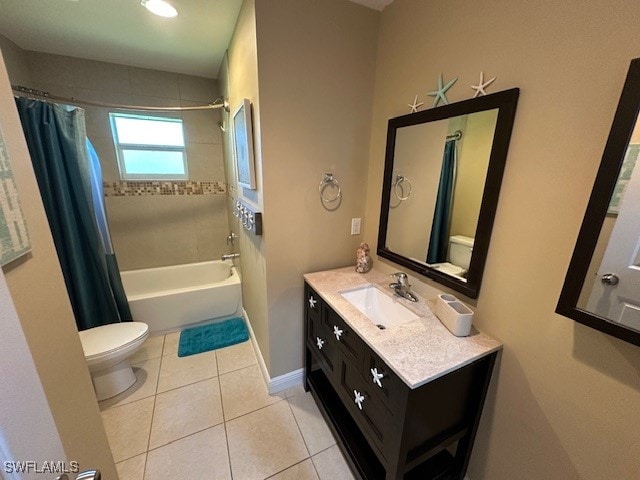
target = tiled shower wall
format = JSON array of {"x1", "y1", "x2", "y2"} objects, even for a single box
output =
[{"x1": 0, "y1": 36, "x2": 230, "y2": 270}]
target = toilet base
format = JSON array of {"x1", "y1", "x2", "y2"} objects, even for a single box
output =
[{"x1": 91, "y1": 359, "x2": 137, "y2": 401}]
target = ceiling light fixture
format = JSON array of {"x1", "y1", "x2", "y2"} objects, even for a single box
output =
[{"x1": 141, "y1": 0, "x2": 178, "y2": 18}]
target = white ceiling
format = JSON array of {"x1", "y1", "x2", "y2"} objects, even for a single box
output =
[
  {"x1": 0, "y1": 0, "x2": 392, "y2": 79},
  {"x1": 0, "y1": 0, "x2": 243, "y2": 78}
]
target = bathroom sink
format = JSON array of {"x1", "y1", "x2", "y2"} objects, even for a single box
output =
[{"x1": 340, "y1": 285, "x2": 419, "y2": 329}]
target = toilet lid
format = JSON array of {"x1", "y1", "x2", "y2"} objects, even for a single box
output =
[{"x1": 79, "y1": 322, "x2": 148, "y2": 359}]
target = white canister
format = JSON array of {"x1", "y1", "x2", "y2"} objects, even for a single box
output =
[{"x1": 435, "y1": 294, "x2": 473, "y2": 337}]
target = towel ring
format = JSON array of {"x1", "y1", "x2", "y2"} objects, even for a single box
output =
[
  {"x1": 319, "y1": 173, "x2": 342, "y2": 203},
  {"x1": 393, "y1": 175, "x2": 412, "y2": 201}
]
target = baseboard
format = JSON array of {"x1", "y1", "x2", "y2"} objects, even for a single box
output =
[
  {"x1": 243, "y1": 308, "x2": 271, "y2": 387},
  {"x1": 242, "y1": 308, "x2": 304, "y2": 395},
  {"x1": 268, "y1": 368, "x2": 304, "y2": 395}
]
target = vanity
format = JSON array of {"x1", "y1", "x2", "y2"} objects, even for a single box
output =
[{"x1": 303, "y1": 267, "x2": 502, "y2": 480}]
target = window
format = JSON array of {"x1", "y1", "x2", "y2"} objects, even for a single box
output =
[{"x1": 109, "y1": 113, "x2": 188, "y2": 180}]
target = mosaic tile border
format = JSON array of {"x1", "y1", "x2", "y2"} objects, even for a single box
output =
[{"x1": 103, "y1": 181, "x2": 226, "y2": 197}]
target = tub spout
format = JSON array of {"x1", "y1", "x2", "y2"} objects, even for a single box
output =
[{"x1": 222, "y1": 253, "x2": 240, "y2": 261}]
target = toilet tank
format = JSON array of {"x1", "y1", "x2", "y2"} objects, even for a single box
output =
[{"x1": 449, "y1": 235, "x2": 474, "y2": 270}]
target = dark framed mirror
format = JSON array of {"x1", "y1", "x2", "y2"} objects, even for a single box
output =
[
  {"x1": 557, "y1": 58, "x2": 640, "y2": 347},
  {"x1": 377, "y1": 89, "x2": 519, "y2": 298}
]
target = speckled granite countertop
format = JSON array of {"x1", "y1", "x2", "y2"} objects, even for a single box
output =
[{"x1": 304, "y1": 267, "x2": 502, "y2": 389}]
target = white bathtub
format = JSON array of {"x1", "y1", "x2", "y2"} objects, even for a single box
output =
[{"x1": 121, "y1": 260, "x2": 241, "y2": 334}]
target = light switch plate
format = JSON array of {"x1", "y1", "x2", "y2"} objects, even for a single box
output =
[{"x1": 351, "y1": 218, "x2": 361, "y2": 235}]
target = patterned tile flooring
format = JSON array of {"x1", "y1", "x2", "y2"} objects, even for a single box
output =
[{"x1": 99, "y1": 333, "x2": 356, "y2": 480}]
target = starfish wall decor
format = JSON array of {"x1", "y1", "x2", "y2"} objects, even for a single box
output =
[
  {"x1": 408, "y1": 94, "x2": 424, "y2": 113},
  {"x1": 427, "y1": 74, "x2": 458, "y2": 107},
  {"x1": 471, "y1": 71, "x2": 496, "y2": 98}
]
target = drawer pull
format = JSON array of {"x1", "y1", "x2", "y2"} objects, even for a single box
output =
[
  {"x1": 354, "y1": 390, "x2": 366, "y2": 410},
  {"x1": 316, "y1": 337, "x2": 325, "y2": 350},
  {"x1": 309, "y1": 296, "x2": 318, "y2": 309},
  {"x1": 370, "y1": 367, "x2": 386, "y2": 388},
  {"x1": 333, "y1": 325, "x2": 344, "y2": 341}
]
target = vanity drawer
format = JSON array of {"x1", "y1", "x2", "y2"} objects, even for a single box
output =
[
  {"x1": 337, "y1": 357, "x2": 391, "y2": 457},
  {"x1": 325, "y1": 307, "x2": 365, "y2": 371},
  {"x1": 308, "y1": 313, "x2": 337, "y2": 377},
  {"x1": 363, "y1": 348, "x2": 407, "y2": 412},
  {"x1": 305, "y1": 284, "x2": 322, "y2": 321}
]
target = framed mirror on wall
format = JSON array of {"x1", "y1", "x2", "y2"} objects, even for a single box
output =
[
  {"x1": 377, "y1": 89, "x2": 520, "y2": 299},
  {"x1": 557, "y1": 58, "x2": 640, "y2": 347}
]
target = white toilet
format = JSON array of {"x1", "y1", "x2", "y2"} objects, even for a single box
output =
[
  {"x1": 79, "y1": 322, "x2": 149, "y2": 401},
  {"x1": 435, "y1": 235, "x2": 474, "y2": 277}
]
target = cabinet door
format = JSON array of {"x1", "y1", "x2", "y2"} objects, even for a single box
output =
[
  {"x1": 364, "y1": 348, "x2": 408, "y2": 413},
  {"x1": 308, "y1": 315, "x2": 337, "y2": 378},
  {"x1": 337, "y1": 357, "x2": 392, "y2": 459}
]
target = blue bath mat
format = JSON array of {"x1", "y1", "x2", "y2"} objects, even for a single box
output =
[{"x1": 178, "y1": 317, "x2": 249, "y2": 357}]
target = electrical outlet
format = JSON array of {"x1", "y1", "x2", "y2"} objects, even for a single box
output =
[{"x1": 351, "y1": 218, "x2": 361, "y2": 235}]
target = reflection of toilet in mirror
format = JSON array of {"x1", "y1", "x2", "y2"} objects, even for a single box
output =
[{"x1": 432, "y1": 235, "x2": 474, "y2": 280}]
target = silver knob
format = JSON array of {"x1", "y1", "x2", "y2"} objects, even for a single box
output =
[
  {"x1": 226, "y1": 232, "x2": 238, "y2": 245},
  {"x1": 316, "y1": 337, "x2": 325, "y2": 350},
  {"x1": 390, "y1": 272, "x2": 410, "y2": 287},
  {"x1": 601, "y1": 273, "x2": 619, "y2": 286},
  {"x1": 308, "y1": 296, "x2": 317, "y2": 309}
]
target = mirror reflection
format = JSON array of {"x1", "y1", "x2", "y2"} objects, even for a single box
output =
[
  {"x1": 386, "y1": 109, "x2": 498, "y2": 282},
  {"x1": 556, "y1": 57, "x2": 640, "y2": 347},
  {"x1": 377, "y1": 88, "x2": 519, "y2": 299},
  {"x1": 577, "y1": 119, "x2": 640, "y2": 332}
]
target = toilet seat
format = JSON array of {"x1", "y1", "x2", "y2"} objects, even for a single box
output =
[{"x1": 80, "y1": 322, "x2": 148, "y2": 363}]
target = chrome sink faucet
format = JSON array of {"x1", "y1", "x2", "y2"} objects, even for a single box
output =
[{"x1": 389, "y1": 272, "x2": 418, "y2": 302}]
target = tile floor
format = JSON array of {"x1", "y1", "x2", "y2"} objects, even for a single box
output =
[{"x1": 99, "y1": 333, "x2": 356, "y2": 480}]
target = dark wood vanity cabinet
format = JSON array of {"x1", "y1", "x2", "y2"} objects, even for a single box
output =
[{"x1": 304, "y1": 282, "x2": 497, "y2": 480}]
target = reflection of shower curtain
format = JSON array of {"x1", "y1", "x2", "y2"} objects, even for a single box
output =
[
  {"x1": 427, "y1": 140, "x2": 456, "y2": 264},
  {"x1": 16, "y1": 98, "x2": 131, "y2": 330}
]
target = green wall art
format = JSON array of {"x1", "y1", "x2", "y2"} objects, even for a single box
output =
[
  {"x1": 0, "y1": 126, "x2": 30, "y2": 266},
  {"x1": 608, "y1": 143, "x2": 639, "y2": 215}
]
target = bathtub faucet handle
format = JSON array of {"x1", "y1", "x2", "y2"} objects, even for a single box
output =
[
  {"x1": 222, "y1": 253, "x2": 240, "y2": 261},
  {"x1": 226, "y1": 232, "x2": 238, "y2": 246}
]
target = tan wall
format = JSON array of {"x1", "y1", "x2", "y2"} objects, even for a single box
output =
[
  {"x1": 0, "y1": 35, "x2": 29, "y2": 85},
  {"x1": 363, "y1": 0, "x2": 640, "y2": 478},
  {"x1": 0, "y1": 48, "x2": 117, "y2": 479},
  {"x1": 3, "y1": 36, "x2": 229, "y2": 271},
  {"x1": 224, "y1": 0, "x2": 272, "y2": 369},
  {"x1": 450, "y1": 109, "x2": 497, "y2": 239},
  {"x1": 255, "y1": 0, "x2": 379, "y2": 377}
]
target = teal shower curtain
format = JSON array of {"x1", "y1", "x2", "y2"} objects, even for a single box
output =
[
  {"x1": 16, "y1": 98, "x2": 131, "y2": 330},
  {"x1": 427, "y1": 140, "x2": 456, "y2": 264}
]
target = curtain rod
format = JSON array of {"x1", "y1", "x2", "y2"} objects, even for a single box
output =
[
  {"x1": 447, "y1": 130, "x2": 462, "y2": 141},
  {"x1": 11, "y1": 85, "x2": 230, "y2": 113}
]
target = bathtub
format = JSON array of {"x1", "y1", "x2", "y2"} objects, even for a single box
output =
[{"x1": 121, "y1": 260, "x2": 241, "y2": 334}]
